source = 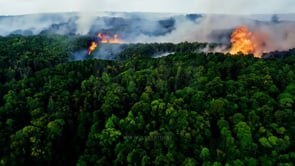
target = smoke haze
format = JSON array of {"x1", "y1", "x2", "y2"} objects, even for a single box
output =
[{"x1": 0, "y1": 11, "x2": 294, "y2": 58}]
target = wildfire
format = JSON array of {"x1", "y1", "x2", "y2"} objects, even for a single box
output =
[
  {"x1": 109, "y1": 34, "x2": 123, "y2": 44},
  {"x1": 88, "y1": 41, "x2": 97, "y2": 55},
  {"x1": 229, "y1": 25, "x2": 262, "y2": 58},
  {"x1": 87, "y1": 32, "x2": 123, "y2": 55},
  {"x1": 97, "y1": 33, "x2": 108, "y2": 43},
  {"x1": 97, "y1": 33, "x2": 123, "y2": 44}
]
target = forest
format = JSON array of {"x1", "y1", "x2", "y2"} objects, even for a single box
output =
[{"x1": 0, "y1": 35, "x2": 295, "y2": 165}]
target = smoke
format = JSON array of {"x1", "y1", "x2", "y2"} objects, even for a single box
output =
[
  {"x1": 251, "y1": 22, "x2": 295, "y2": 52},
  {"x1": 201, "y1": 44, "x2": 228, "y2": 54},
  {"x1": 75, "y1": 12, "x2": 295, "y2": 59},
  {"x1": 0, "y1": 13, "x2": 75, "y2": 36},
  {"x1": 153, "y1": 52, "x2": 175, "y2": 58},
  {"x1": 93, "y1": 44, "x2": 124, "y2": 60},
  {"x1": 0, "y1": 11, "x2": 294, "y2": 58},
  {"x1": 230, "y1": 22, "x2": 295, "y2": 57},
  {"x1": 76, "y1": 0, "x2": 99, "y2": 35},
  {"x1": 76, "y1": 12, "x2": 97, "y2": 35},
  {"x1": 72, "y1": 44, "x2": 125, "y2": 61},
  {"x1": 125, "y1": 14, "x2": 255, "y2": 44},
  {"x1": 131, "y1": 14, "x2": 295, "y2": 54},
  {"x1": 70, "y1": 50, "x2": 89, "y2": 61}
]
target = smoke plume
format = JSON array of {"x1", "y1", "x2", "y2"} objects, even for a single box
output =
[
  {"x1": 0, "y1": 11, "x2": 294, "y2": 59},
  {"x1": 76, "y1": 0, "x2": 99, "y2": 35}
]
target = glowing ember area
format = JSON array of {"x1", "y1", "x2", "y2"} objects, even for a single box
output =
[
  {"x1": 88, "y1": 41, "x2": 97, "y2": 55},
  {"x1": 229, "y1": 26, "x2": 262, "y2": 58},
  {"x1": 87, "y1": 32, "x2": 123, "y2": 55},
  {"x1": 109, "y1": 34, "x2": 123, "y2": 44},
  {"x1": 97, "y1": 33, "x2": 123, "y2": 44},
  {"x1": 97, "y1": 33, "x2": 108, "y2": 43}
]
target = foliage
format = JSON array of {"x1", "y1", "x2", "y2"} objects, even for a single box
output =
[{"x1": 0, "y1": 35, "x2": 295, "y2": 165}]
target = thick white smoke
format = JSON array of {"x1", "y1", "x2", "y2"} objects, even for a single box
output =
[
  {"x1": 128, "y1": 14, "x2": 295, "y2": 54},
  {"x1": 0, "y1": 10, "x2": 294, "y2": 55},
  {"x1": 0, "y1": 14, "x2": 74, "y2": 36},
  {"x1": 253, "y1": 22, "x2": 295, "y2": 52},
  {"x1": 76, "y1": 0, "x2": 98, "y2": 35},
  {"x1": 131, "y1": 14, "x2": 256, "y2": 43}
]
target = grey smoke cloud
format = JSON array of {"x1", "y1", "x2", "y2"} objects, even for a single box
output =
[
  {"x1": 124, "y1": 14, "x2": 295, "y2": 55},
  {"x1": 129, "y1": 15, "x2": 255, "y2": 43},
  {"x1": 1, "y1": 11, "x2": 294, "y2": 55},
  {"x1": 76, "y1": 0, "x2": 99, "y2": 34},
  {"x1": 0, "y1": 13, "x2": 75, "y2": 36},
  {"x1": 250, "y1": 22, "x2": 295, "y2": 53}
]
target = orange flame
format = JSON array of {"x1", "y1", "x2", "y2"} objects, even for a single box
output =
[
  {"x1": 229, "y1": 26, "x2": 262, "y2": 58},
  {"x1": 109, "y1": 34, "x2": 123, "y2": 44},
  {"x1": 87, "y1": 33, "x2": 124, "y2": 55},
  {"x1": 88, "y1": 41, "x2": 97, "y2": 55},
  {"x1": 97, "y1": 32, "x2": 109, "y2": 43},
  {"x1": 97, "y1": 33, "x2": 123, "y2": 44}
]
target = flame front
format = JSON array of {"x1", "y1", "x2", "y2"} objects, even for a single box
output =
[
  {"x1": 229, "y1": 26, "x2": 269, "y2": 58},
  {"x1": 229, "y1": 26, "x2": 256, "y2": 56},
  {"x1": 88, "y1": 41, "x2": 97, "y2": 55},
  {"x1": 87, "y1": 33, "x2": 123, "y2": 55},
  {"x1": 97, "y1": 33, "x2": 109, "y2": 43},
  {"x1": 97, "y1": 33, "x2": 123, "y2": 44},
  {"x1": 109, "y1": 34, "x2": 123, "y2": 44}
]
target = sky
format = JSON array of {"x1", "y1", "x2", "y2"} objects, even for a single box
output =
[{"x1": 0, "y1": 0, "x2": 294, "y2": 15}]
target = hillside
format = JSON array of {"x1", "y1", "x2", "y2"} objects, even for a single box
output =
[{"x1": 0, "y1": 35, "x2": 295, "y2": 165}]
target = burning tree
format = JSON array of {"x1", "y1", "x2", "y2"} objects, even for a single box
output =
[
  {"x1": 88, "y1": 33, "x2": 124, "y2": 55},
  {"x1": 229, "y1": 25, "x2": 267, "y2": 58}
]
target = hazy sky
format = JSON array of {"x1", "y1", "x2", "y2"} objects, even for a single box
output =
[{"x1": 0, "y1": 0, "x2": 294, "y2": 15}]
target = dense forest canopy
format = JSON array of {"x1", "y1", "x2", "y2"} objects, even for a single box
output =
[{"x1": 0, "y1": 35, "x2": 295, "y2": 165}]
